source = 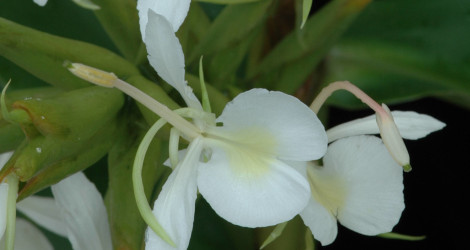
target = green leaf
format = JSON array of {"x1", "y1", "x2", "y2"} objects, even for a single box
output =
[
  {"x1": 178, "y1": 2, "x2": 211, "y2": 58},
  {"x1": 323, "y1": 0, "x2": 470, "y2": 108},
  {"x1": 301, "y1": 0, "x2": 313, "y2": 29},
  {"x1": 72, "y1": 0, "x2": 101, "y2": 10},
  {"x1": 260, "y1": 222, "x2": 288, "y2": 249},
  {"x1": 0, "y1": 17, "x2": 139, "y2": 90},
  {"x1": 257, "y1": 217, "x2": 308, "y2": 250},
  {"x1": 92, "y1": 0, "x2": 143, "y2": 63},
  {"x1": 323, "y1": 40, "x2": 454, "y2": 109},
  {"x1": 206, "y1": 25, "x2": 261, "y2": 87},
  {"x1": 0, "y1": 0, "x2": 114, "y2": 50},
  {"x1": 378, "y1": 232, "x2": 426, "y2": 241},
  {"x1": 196, "y1": 0, "x2": 265, "y2": 4},
  {"x1": 188, "y1": 0, "x2": 274, "y2": 64},
  {"x1": 251, "y1": 0, "x2": 371, "y2": 93}
]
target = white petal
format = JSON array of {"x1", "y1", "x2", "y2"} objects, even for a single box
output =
[
  {"x1": 16, "y1": 196, "x2": 67, "y2": 237},
  {"x1": 327, "y1": 111, "x2": 446, "y2": 142},
  {"x1": 197, "y1": 145, "x2": 311, "y2": 227},
  {"x1": 51, "y1": 172, "x2": 112, "y2": 250},
  {"x1": 163, "y1": 149, "x2": 187, "y2": 168},
  {"x1": 0, "y1": 152, "x2": 13, "y2": 171},
  {"x1": 0, "y1": 184, "x2": 8, "y2": 240},
  {"x1": 289, "y1": 161, "x2": 338, "y2": 246},
  {"x1": 144, "y1": 10, "x2": 201, "y2": 110},
  {"x1": 319, "y1": 136, "x2": 405, "y2": 235},
  {"x1": 33, "y1": 0, "x2": 48, "y2": 6},
  {"x1": 137, "y1": 0, "x2": 190, "y2": 37},
  {"x1": 390, "y1": 111, "x2": 445, "y2": 139},
  {"x1": 299, "y1": 197, "x2": 338, "y2": 246},
  {"x1": 0, "y1": 218, "x2": 53, "y2": 250},
  {"x1": 211, "y1": 89, "x2": 327, "y2": 161},
  {"x1": 0, "y1": 152, "x2": 13, "y2": 240},
  {"x1": 146, "y1": 138, "x2": 203, "y2": 250}
]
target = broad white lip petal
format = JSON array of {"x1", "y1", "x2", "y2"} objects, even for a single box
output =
[
  {"x1": 137, "y1": 0, "x2": 190, "y2": 38},
  {"x1": 197, "y1": 146, "x2": 311, "y2": 227},
  {"x1": 211, "y1": 88, "x2": 327, "y2": 161},
  {"x1": 33, "y1": 0, "x2": 48, "y2": 6},
  {"x1": 299, "y1": 196, "x2": 338, "y2": 246},
  {"x1": 146, "y1": 138, "x2": 203, "y2": 250},
  {"x1": 144, "y1": 10, "x2": 201, "y2": 110},
  {"x1": 0, "y1": 218, "x2": 53, "y2": 250},
  {"x1": 51, "y1": 172, "x2": 112, "y2": 250},
  {"x1": 16, "y1": 196, "x2": 67, "y2": 237},
  {"x1": 327, "y1": 111, "x2": 445, "y2": 143},
  {"x1": 319, "y1": 135, "x2": 405, "y2": 236},
  {"x1": 0, "y1": 184, "x2": 8, "y2": 240}
]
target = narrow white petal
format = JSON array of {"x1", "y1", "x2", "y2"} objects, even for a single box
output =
[
  {"x1": 146, "y1": 138, "x2": 203, "y2": 250},
  {"x1": 51, "y1": 172, "x2": 112, "y2": 250},
  {"x1": 0, "y1": 152, "x2": 13, "y2": 240},
  {"x1": 197, "y1": 146, "x2": 311, "y2": 227},
  {"x1": 0, "y1": 218, "x2": 53, "y2": 250},
  {"x1": 327, "y1": 111, "x2": 445, "y2": 142},
  {"x1": 16, "y1": 196, "x2": 67, "y2": 237},
  {"x1": 390, "y1": 111, "x2": 445, "y2": 139},
  {"x1": 33, "y1": 0, "x2": 48, "y2": 6},
  {"x1": 211, "y1": 89, "x2": 327, "y2": 161},
  {"x1": 300, "y1": 197, "x2": 338, "y2": 246},
  {"x1": 144, "y1": 10, "x2": 201, "y2": 109},
  {"x1": 0, "y1": 184, "x2": 8, "y2": 240},
  {"x1": 318, "y1": 136, "x2": 405, "y2": 235},
  {"x1": 137, "y1": 0, "x2": 190, "y2": 37}
]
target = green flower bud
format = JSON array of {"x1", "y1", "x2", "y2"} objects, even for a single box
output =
[
  {"x1": 17, "y1": 117, "x2": 120, "y2": 200},
  {"x1": 0, "y1": 86, "x2": 124, "y2": 181}
]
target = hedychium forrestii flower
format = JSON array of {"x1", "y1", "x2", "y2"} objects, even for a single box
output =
[
  {"x1": 283, "y1": 80, "x2": 445, "y2": 246},
  {"x1": 1, "y1": 149, "x2": 112, "y2": 250},
  {"x1": 68, "y1": 1, "x2": 328, "y2": 249}
]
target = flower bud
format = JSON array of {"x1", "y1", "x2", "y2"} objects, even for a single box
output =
[
  {"x1": 376, "y1": 104, "x2": 411, "y2": 171},
  {"x1": 0, "y1": 86, "x2": 124, "y2": 181},
  {"x1": 17, "y1": 118, "x2": 119, "y2": 200}
]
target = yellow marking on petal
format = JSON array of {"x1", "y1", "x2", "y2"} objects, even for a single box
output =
[
  {"x1": 306, "y1": 165, "x2": 346, "y2": 217},
  {"x1": 206, "y1": 127, "x2": 278, "y2": 178}
]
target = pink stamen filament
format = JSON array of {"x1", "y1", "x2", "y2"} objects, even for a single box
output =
[{"x1": 310, "y1": 81, "x2": 388, "y2": 119}]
